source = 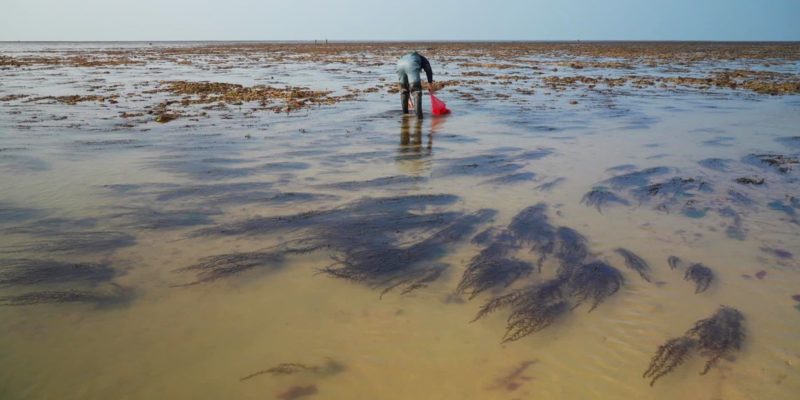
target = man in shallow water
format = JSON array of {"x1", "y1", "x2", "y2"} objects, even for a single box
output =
[{"x1": 396, "y1": 51, "x2": 434, "y2": 119}]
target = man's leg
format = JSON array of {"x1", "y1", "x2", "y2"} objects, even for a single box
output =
[
  {"x1": 398, "y1": 71, "x2": 410, "y2": 114},
  {"x1": 411, "y1": 80, "x2": 423, "y2": 119}
]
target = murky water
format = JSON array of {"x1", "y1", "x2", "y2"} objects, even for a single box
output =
[{"x1": 1, "y1": 42, "x2": 799, "y2": 399}]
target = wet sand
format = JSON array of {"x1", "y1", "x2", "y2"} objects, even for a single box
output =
[{"x1": 1, "y1": 41, "x2": 799, "y2": 399}]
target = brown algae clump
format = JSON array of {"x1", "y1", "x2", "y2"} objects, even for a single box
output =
[{"x1": 644, "y1": 306, "x2": 746, "y2": 386}]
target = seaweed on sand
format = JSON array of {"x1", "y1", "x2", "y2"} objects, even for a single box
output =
[
  {"x1": 151, "y1": 182, "x2": 273, "y2": 202},
  {"x1": 432, "y1": 154, "x2": 526, "y2": 178},
  {"x1": 10, "y1": 231, "x2": 136, "y2": 254},
  {"x1": 643, "y1": 306, "x2": 746, "y2": 386},
  {"x1": 0, "y1": 283, "x2": 134, "y2": 307},
  {"x1": 535, "y1": 177, "x2": 565, "y2": 191},
  {"x1": 473, "y1": 277, "x2": 570, "y2": 342},
  {"x1": 718, "y1": 207, "x2": 747, "y2": 240},
  {"x1": 633, "y1": 177, "x2": 712, "y2": 203},
  {"x1": 0, "y1": 259, "x2": 114, "y2": 287},
  {"x1": 174, "y1": 247, "x2": 318, "y2": 286},
  {"x1": 189, "y1": 194, "x2": 481, "y2": 292},
  {"x1": 553, "y1": 227, "x2": 590, "y2": 269},
  {"x1": 615, "y1": 248, "x2": 652, "y2": 282},
  {"x1": 317, "y1": 175, "x2": 427, "y2": 190},
  {"x1": 480, "y1": 172, "x2": 537, "y2": 186},
  {"x1": 240, "y1": 358, "x2": 345, "y2": 381},
  {"x1": 474, "y1": 260, "x2": 624, "y2": 341},
  {"x1": 322, "y1": 209, "x2": 496, "y2": 296},
  {"x1": 565, "y1": 261, "x2": 624, "y2": 311},
  {"x1": 581, "y1": 187, "x2": 630, "y2": 212},
  {"x1": 191, "y1": 194, "x2": 460, "y2": 237},
  {"x1": 604, "y1": 167, "x2": 670, "y2": 189},
  {"x1": 108, "y1": 206, "x2": 221, "y2": 230},
  {"x1": 456, "y1": 230, "x2": 533, "y2": 299},
  {"x1": 508, "y1": 204, "x2": 556, "y2": 262},
  {"x1": 0, "y1": 202, "x2": 42, "y2": 225},
  {"x1": 684, "y1": 263, "x2": 713, "y2": 293},
  {"x1": 698, "y1": 158, "x2": 732, "y2": 172},
  {"x1": 667, "y1": 256, "x2": 683, "y2": 270},
  {"x1": 456, "y1": 208, "x2": 590, "y2": 299},
  {"x1": 744, "y1": 153, "x2": 798, "y2": 174},
  {"x1": 643, "y1": 337, "x2": 697, "y2": 386}
]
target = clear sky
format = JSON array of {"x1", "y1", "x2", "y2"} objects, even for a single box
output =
[{"x1": 1, "y1": 0, "x2": 798, "y2": 41}]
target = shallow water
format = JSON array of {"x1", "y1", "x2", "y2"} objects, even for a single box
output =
[{"x1": 1, "y1": 42, "x2": 799, "y2": 399}]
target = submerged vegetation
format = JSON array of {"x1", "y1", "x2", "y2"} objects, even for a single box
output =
[
  {"x1": 614, "y1": 248, "x2": 652, "y2": 282},
  {"x1": 473, "y1": 260, "x2": 624, "y2": 342},
  {"x1": 185, "y1": 194, "x2": 495, "y2": 295},
  {"x1": 644, "y1": 306, "x2": 746, "y2": 386},
  {"x1": 0, "y1": 259, "x2": 114, "y2": 287},
  {"x1": 581, "y1": 187, "x2": 630, "y2": 212},
  {"x1": 0, "y1": 283, "x2": 134, "y2": 307},
  {"x1": 684, "y1": 263, "x2": 714, "y2": 293}
]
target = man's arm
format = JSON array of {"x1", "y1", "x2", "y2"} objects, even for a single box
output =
[{"x1": 420, "y1": 56, "x2": 433, "y2": 86}]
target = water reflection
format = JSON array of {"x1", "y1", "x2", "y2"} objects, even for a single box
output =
[{"x1": 396, "y1": 116, "x2": 432, "y2": 175}]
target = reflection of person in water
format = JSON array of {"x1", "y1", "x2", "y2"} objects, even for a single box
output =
[
  {"x1": 396, "y1": 51, "x2": 434, "y2": 119},
  {"x1": 397, "y1": 116, "x2": 435, "y2": 176}
]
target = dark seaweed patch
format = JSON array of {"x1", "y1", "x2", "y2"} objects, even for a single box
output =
[
  {"x1": 718, "y1": 207, "x2": 747, "y2": 240},
  {"x1": 581, "y1": 187, "x2": 630, "y2": 212},
  {"x1": 565, "y1": 261, "x2": 624, "y2": 311},
  {"x1": 317, "y1": 175, "x2": 427, "y2": 190},
  {"x1": 473, "y1": 261, "x2": 623, "y2": 342},
  {"x1": 490, "y1": 360, "x2": 537, "y2": 391},
  {"x1": 433, "y1": 149, "x2": 552, "y2": 178},
  {"x1": 192, "y1": 194, "x2": 493, "y2": 293},
  {"x1": 175, "y1": 245, "x2": 320, "y2": 286},
  {"x1": 433, "y1": 154, "x2": 525, "y2": 177},
  {"x1": 508, "y1": 204, "x2": 591, "y2": 269},
  {"x1": 643, "y1": 337, "x2": 697, "y2": 386},
  {"x1": 735, "y1": 176, "x2": 764, "y2": 185},
  {"x1": 767, "y1": 198, "x2": 799, "y2": 222},
  {"x1": 667, "y1": 256, "x2": 683, "y2": 270},
  {"x1": 760, "y1": 246, "x2": 793, "y2": 260},
  {"x1": 535, "y1": 177, "x2": 565, "y2": 191},
  {"x1": 0, "y1": 259, "x2": 114, "y2": 287},
  {"x1": 698, "y1": 158, "x2": 733, "y2": 172},
  {"x1": 0, "y1": 283, "x2": 134, "y2": 307},
  {"x1": 480, "y1": 172, "x2": 537, "y2": 186},
  {"x1": 684, "y1": 263, "x2": 713, "y2": 293},
  {"x1": 321, "y1": 209, "x2": 495, "y2": 296},
  {"x1": 155, "y1": 157, "x2": 310, "y2": 180},
  {"x1": 240, "y1": 358, "x2": 345, "y2": 382},
  {"x1": 701, "y1": 136, "x2": 736, "y2": 147},
  {"x1": 644, "y1": 306, "x2": 745, "y2": 386},
  {"x1": 615, "y1": 248, "x2": 652, "y2": 282},
  {"x1": 0, "y1": 202, "x2": 42, "y2": 225},
  {"x1": 276, "y1": 385, "x2": 318, "y2": 400},
  {"x1": 473, "y1": 276, "x2": 570, "y2": 342},
  {"x1": 10, "y1": 231, "x2": 136, "y2": 254},
  {"x1": 456, "y1": 230, "x2": 533, "y2": 299},
  {"x1": 726, "y1": 190, "x2": 753, "y2": 207},
  {"x1": 633, "y1": 177, "x2": 712, "y2": 203},
  {"x1": 606, "y1": 164, "x2": 637, "y2": 172},
  {"x1": 108, "y1": 207, "x2": 221, "y2": 230},
  {"x1": 744, "y1": 153, "x2": 798, "y2": 174},
  {"x1": 192, "y1": 194, "x2": 460, "y2": 237},
  {"x1": 605, "y1": 167, "x2": 670, "y2": 188},
  {"x1": 152, "y1": 182, "x2": 273, "y2": 202}
]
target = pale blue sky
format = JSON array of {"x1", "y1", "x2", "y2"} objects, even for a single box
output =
[{"x1": 1, "y1": 0, "x2": 798, "y2": 41}]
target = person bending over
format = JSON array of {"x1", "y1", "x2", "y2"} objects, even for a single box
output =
[{"x1": 396, "y1": 51, "x2": 433, "y2": 118}]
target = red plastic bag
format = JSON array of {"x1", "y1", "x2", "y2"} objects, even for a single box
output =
[{"x1": 430, "y1": 94, "x2": 451, "y2": 116}]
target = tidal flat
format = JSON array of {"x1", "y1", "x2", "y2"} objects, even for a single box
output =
[{"x1": 1, "y1": 41, "x2": 799, "y2": 399}]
